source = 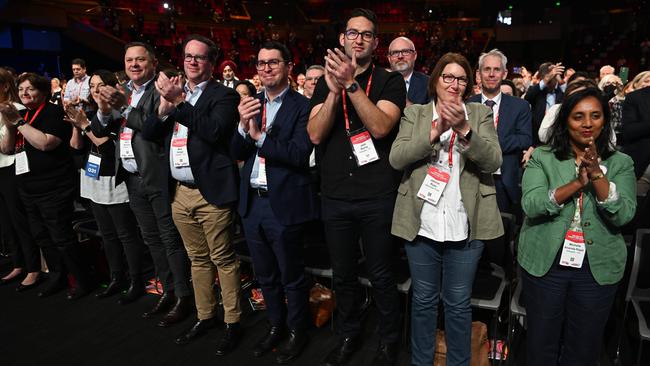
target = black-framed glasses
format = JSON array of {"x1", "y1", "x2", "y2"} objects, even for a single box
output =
[
  {"x1": 184, "y1": 54, "x2": 209, "y2": 63},
  {"x1": 255, "y1": 59, "x2": 285, "y2": 70},
  {"x1": 388, "y1": 49, "x2": 416, "y2": 57},
  {"x1": 344, "y1": 29, "x2": 375, "y2": 42},
  {"x1": 441, "y1": 73, "x2": 469, "y2": 86}
]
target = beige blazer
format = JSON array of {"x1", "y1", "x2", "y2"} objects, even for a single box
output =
[{"x1": 389, "y1": 101, "x2": 504, "y2": 242}]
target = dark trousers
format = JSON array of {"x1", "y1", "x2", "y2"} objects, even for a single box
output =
[
  {"x1": 0, "y1": 165, "x2": 39, "y2": 272},
  {"x1": 522, "y1": 257, "x2": 618, "y2": 366},
  {"x1": 321, "y1": 195, "x2": 400, "y2": 343},
  {"x1": 90, "y1": 201, "x2": 144, "y2": 281},
  {"x1": 125, "y1": 173, "x2": 191, "y2": 297},
  {"x1": 242, "y1": 193, "x2": 310, "y2": 330},
  {"x1": 20, "y1": 182, "x2": 90, "y2": 288},
  {"x1": 494, "y1": 174, "x2": 515, "y2": 214}
]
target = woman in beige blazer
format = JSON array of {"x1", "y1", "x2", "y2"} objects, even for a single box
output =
[{"x1": 389, "y1": 53, "x2": 503, "y2": 366}]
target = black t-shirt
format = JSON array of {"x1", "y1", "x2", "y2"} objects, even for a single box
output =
[
  {"x1": 17, "y1": 103, "x2": 75, "y2": 193},
  {"x1": 310, "y1": 64, "x2": 406, "y2": 200}
]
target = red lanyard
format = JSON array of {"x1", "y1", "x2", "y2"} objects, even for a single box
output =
[
  {"x1": 15, "y1": 103, "x2": 45, "y2": 149},
  {"x1": 342, "y1": 65, "x2": 375, "y2": 132},
  {"x1": 578, "y1": 191, "x2": 583, "y2": 218},
  {"x1": 431, "y1": 119, "x2": 457, "y2": 168},
  {"x1": 261, "y1": 100, "x2": 267, "y2": 132}
]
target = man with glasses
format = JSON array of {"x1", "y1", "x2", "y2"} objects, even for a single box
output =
[
  {"x1": 143, "y1": 34, "x2": 243, "y2": 352},
  {"x1": 232, "y1": 41, "x2": 317, "y2": 364},
  {"x1": 308, "y1": 8, "x2": 406, "y2": 366},
  {"x1": 387, "y1": 37, "x2": 430, "y2": 105},
  {"x1": 303, "y1": 65, "x2": 324, "y2": 99},
  {"x1": 91, "y1": 42, "x2": 193, "y2": 323}
]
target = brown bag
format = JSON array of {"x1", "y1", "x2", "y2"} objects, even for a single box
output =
[
  {"x1": 433, "y1": 321, "x2": 490, "y2": 366},
  {"x1": 309, "y1": 283, "x2": 336, "y2": 327}
]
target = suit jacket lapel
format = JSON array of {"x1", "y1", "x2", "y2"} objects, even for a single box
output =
[{"x1": 192, "y1": 80, "x2": 216, "y2": 111}]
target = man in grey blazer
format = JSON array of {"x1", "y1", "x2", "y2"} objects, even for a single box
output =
[{"x1": 92, "y1": 42, "x2": 192, "y2": 326}]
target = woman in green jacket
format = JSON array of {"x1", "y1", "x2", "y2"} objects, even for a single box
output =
[
  {"x1": 389, "y1": 52, "x2": 503, "y2": 366},
  {"x1": 519, "y1": 86, "x2": 636, "y2": 366}
]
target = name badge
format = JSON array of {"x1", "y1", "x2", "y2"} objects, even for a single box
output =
[
  {"x1": 85, "y1": 152, "x2": 101, "y2": 180},
  {"x1": 348, "y1": 128, "x2": 379, "y2": 166},
  {"x1": 559, "y1": 230, "x2": 586, "y2": 268},
  {"x1": 257, "y1": 156, "x2": 268, "y2": 186},
  {"x1": 120, "y1": 128, "x2": 135, "y2": 158},
  {"x1": 15, "y1": 151, "x2": 30, "y2": 175},
  {"x1": 171, "y1": 137, "x2": 190, "y2": 167},
  {"x1": 417, "y1": 165, "x2": 450, "y2": 205}
]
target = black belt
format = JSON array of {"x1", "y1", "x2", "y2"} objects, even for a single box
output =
[
  {"x1": 179, "y1": 181, "x2": 198, "y2": 189},
  {"x1": 252, "y1": 188, "x2": 269, "y2": 197}
]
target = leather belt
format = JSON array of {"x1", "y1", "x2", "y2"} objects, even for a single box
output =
[{"x1": 179, "y1": 181, "x2": 198, "y2": 189}]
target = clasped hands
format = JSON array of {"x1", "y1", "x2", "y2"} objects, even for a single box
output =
[
  {"x1": 576, "y1": 138, "x2": 603, "y2": 187},
  {"x1": 430, "y1": 96, "x2": 469, "y2": 144},
  {"x1": 238, "y1": 96, "x2": 263, "y2": 141},
  {"x1": 323, "y1": 48, "x2": 357, "y2": 95},
  {"x1": 154, "y1": 72, "x2": 185, "y2": 117},
  {"x1": 63, "y1": 104, "x2": 89, "y2": 130},
  {"x1": 0, "y1": 103, "x2": 22, "y2": 127}
]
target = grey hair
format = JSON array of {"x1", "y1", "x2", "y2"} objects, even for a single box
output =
[
  {"x1": 478, "y1": 48, "x2": 508, "y2": 70},
  {"x1": 306, "y1": 65, "x2": 325, "y2": 73}
]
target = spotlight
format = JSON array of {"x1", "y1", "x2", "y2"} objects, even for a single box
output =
[{"x1": 163, "y1": 2, "x2": 169, "y2": 9}]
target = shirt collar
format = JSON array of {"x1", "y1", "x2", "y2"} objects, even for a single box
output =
[
  {"x1": 127, "y1": 77, "x2": 154, "y2": 93},
  {"x1": 184, "y1": 79, "x2": 210, "y2": 94},
  {"x1": 404, "y1": 71, "x2": 414, "y2": 84},
  {"x1": 264, "y1": 85, "x2": 290, "y2": 103},
  {"x1": 481, "y1": 91, "x2": 502, "y2": 105}
]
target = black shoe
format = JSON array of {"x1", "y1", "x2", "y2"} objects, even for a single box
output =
[
  {"x1": 37, "y1": 276, "x2": 66, "y2": 298},
  {"x1": 321, "y1": 337, "x2": 360, "y2": 366},
  {"x1": 175, "y1": 317, "x2": 218, "y2": 345},
  {"x1": 215, "y1": 322, "x2": 241, "y2": 356},
  {"x1": 142, "y1": 291, "x2": 176, "y2": 319},
  {"x1": 252, "y1": 325, "x2": 285, "y2": 357},
  {"x1": 117, "y1": 281, "x2": 145, "y2": 305},
  {"x1": 276, "y1": 329, "x2": 309, "y2": 364},
  {"x1": 16, "y1": 276, "x2": 44, "y2": 292},
  {"x1": 66, "y1": 286, "x2": 91, "y2": 301},
  {"x1": 369, "y1": 342, "x2": 398, "y2": 366},
  {"x1": 95, "y1": 275, "x2": 125, "y2": 298},
  {"x1": 157, "y1": 295, "x2": 193, "y2": 327}
]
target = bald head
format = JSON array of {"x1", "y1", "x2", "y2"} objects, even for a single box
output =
[{"x1": 387, "y1": 37, "x2": 417, "y2": 77}]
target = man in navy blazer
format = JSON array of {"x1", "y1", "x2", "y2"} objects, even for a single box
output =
[
  {"x1": 469, "y1": 49, "x2": 532, "y2": 213},
  {"x1": 142, "y1": 35, "x2": 243, "y2": 351},
  {"x1": 387, "y1": 36, "x2": 430, "y2": 105},
  {"x1": 524, "y1": 62, "x2": 565, "y2": 146},
  {"x1": 231, "y1": 41, "x2": 318, "y2": 364}
]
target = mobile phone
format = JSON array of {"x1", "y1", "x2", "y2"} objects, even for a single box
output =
[
  {"x1": 512, "y1": 66, "x2": 522, "y2": 74},
  {"x1": 619, "y1": 67, "x2": 629, "y2": 84}
]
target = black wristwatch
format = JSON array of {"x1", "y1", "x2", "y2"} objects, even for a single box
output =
[
  {"x1": 14, "y1": 119, "x2": 26, "y2": 127},
  {"x1": 81, "y1": 124, "x2": 92, "y2": 136},
  {"x1": 345, "y1": 82, "x2": 359, "y2": 94}
]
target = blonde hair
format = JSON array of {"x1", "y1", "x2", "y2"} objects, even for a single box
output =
[{"x1": 631, "y1": 71, "x2": 650, "y2": 90}]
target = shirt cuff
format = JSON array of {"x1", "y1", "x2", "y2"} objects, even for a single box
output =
[
  {"x1": 255, "y1": 132, "x2": 267, "y2": 148},
  {"x1": 596, "y1": 182, "x2": 619, "y2": 205},
  {"x1": 539, "y1": 80, "x2": 546, "y2": 90},
  {"x1": 549, "y1": 188, "x2": 565, "y2": 208},
  {"x1": 237, "y1": 125, "x2": 248, "y2": 138}
]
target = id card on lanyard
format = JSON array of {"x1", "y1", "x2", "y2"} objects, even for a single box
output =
[
  {"x1": 417, "y1": 119, "x2": 456, "y2": 205},
  {"x1": 559, "y1": 192, "x2": 586, "y2": 268},
  {"x1": 343, "y1": 66, "x2": 379, "y2": 167},
  {"x1": 171, "y1": 122, "x2": 190, "y2": 167},
  {"x1": 14, "y1": 103, "x2": 45, "y2": 175},
  {"x1": 85, "y1": 151, "x2": 102, "y2": 179}
]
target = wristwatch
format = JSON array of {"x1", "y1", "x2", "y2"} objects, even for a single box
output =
[
  {"x1": 81, "y1": 124, "x2": 92, "y2": 136},
  {"x1": 345, "y1": 82, "x2": 359, "y2": 94},
  {"x1": 14, "y1": 119, "x2": 26, "y2": 127}
]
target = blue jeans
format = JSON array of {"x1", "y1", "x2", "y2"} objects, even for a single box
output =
[{"x1": 405, "y1": 237, "x2": 484, "y2": 366}]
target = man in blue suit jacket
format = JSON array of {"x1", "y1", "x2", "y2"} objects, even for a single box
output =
[
  {"x1": 387, "y1": 36, "x2": 430, "y2": 105},
  {"x1": 231, "y1": 41, "x2": 318, "y2": 365},
  {"x1": 469, "y1": 49, "x2": 532, "y2": 214},
  {"x1": 142, "y1": 35, "x2": 243, "y2": 350}
]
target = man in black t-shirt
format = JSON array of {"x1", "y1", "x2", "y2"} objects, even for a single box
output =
[{"x1": 308, "y1": 8, "x2": 405, "y2": 366}]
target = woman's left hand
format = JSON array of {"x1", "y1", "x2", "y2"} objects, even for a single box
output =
[{"x1": 440, "y1": 96, "x2": 468, "y2": 133}]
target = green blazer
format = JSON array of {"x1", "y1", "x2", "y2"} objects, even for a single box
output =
[
  {"x1": 389, "y1": 101, "x2": 504, "y2": 242},
  {"x1": 518, "y1": 146, "x2": 637, "y2": 285}
]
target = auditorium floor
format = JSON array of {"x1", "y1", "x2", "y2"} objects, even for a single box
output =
[{"x1": 0, "y1": 256, "x2": 645, "y2": 366}]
